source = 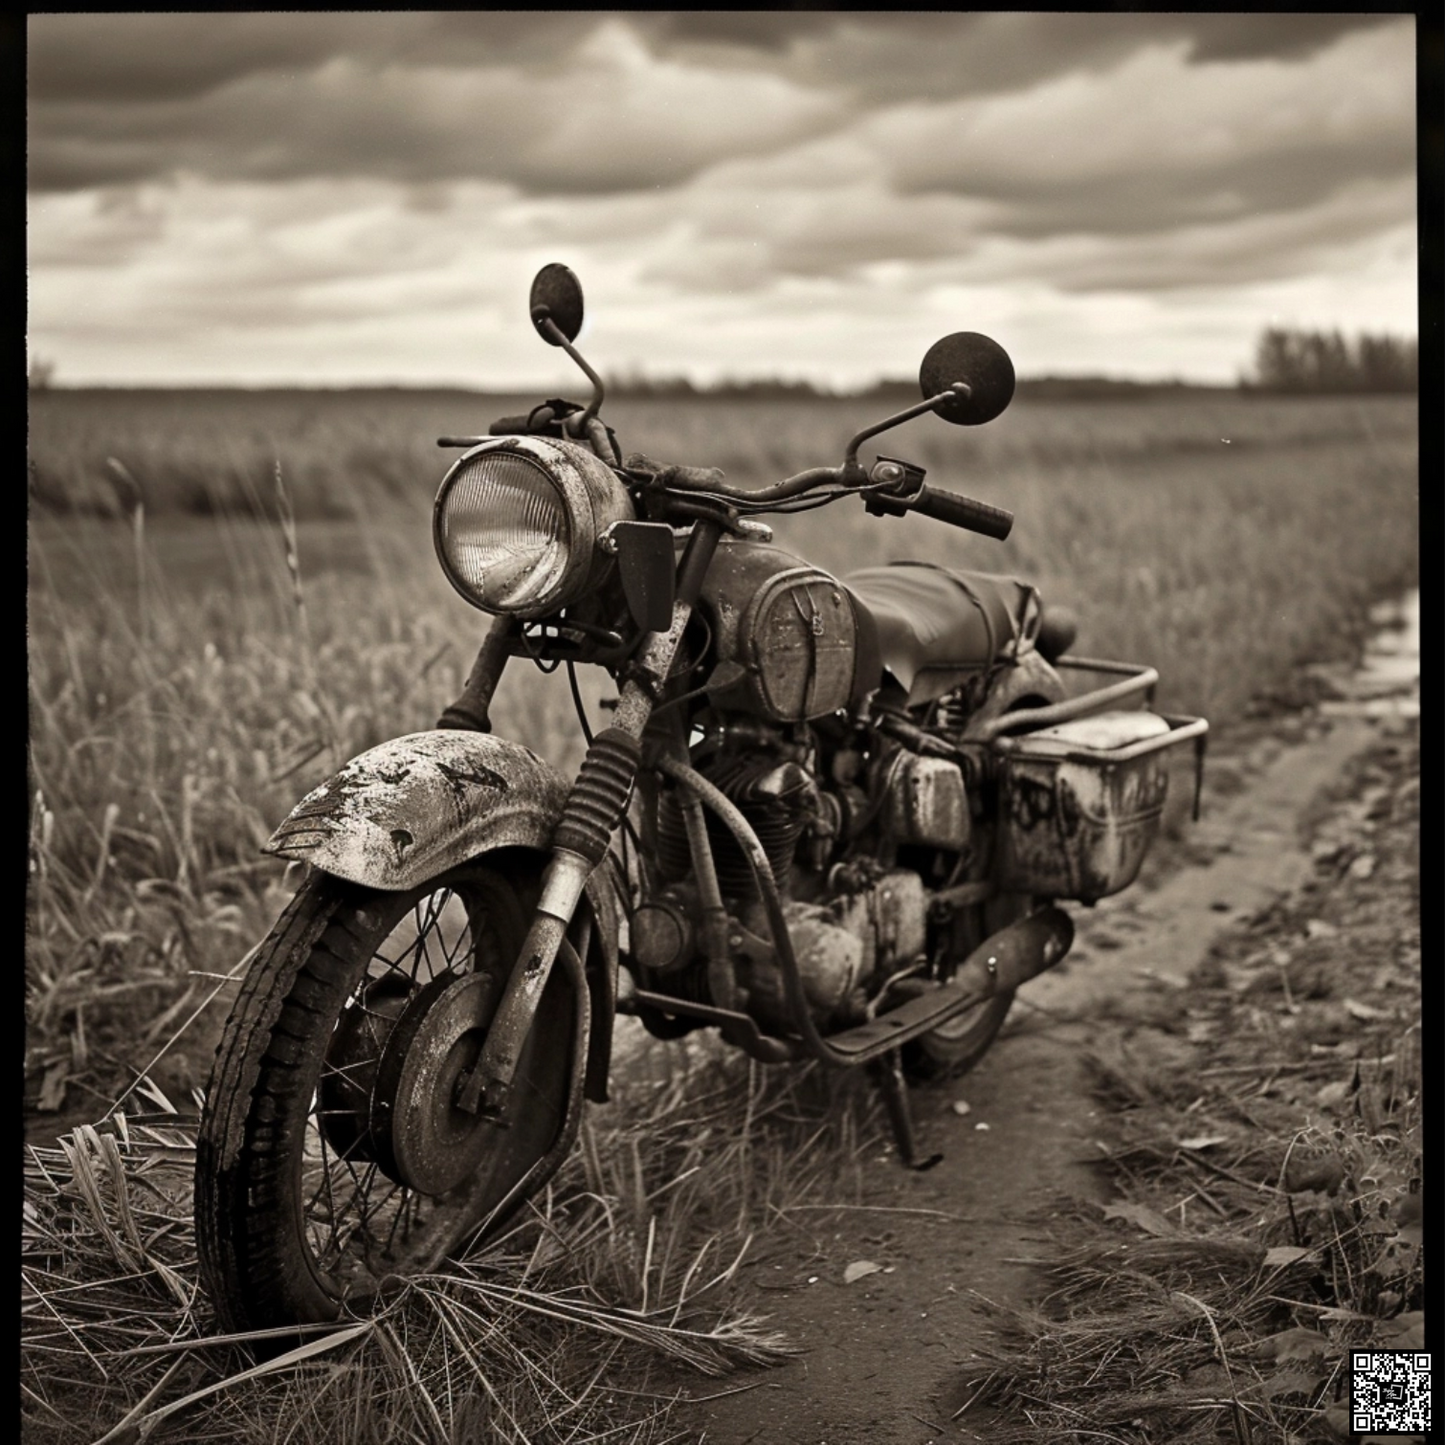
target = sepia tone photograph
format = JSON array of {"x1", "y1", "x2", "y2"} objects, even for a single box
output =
[{"x1": 26, "y1": 13, "x2": 1422, "y2": 1444}]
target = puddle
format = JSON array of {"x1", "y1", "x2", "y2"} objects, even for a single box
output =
[{"x1": 1317, "y1": 588, "x2": 1419, "y2": 720}]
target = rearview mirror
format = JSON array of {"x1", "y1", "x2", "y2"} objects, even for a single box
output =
[
  {"x1": 530, "y1": 263, "x2": 585, "y2": 346},
  {"x1": 920, "y1": 332, "x2": 1015, "y2": 425}
]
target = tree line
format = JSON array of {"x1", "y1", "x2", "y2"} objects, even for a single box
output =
[{"x1": 1244, "y1": 327, "x2": 1417, "y2": 394}]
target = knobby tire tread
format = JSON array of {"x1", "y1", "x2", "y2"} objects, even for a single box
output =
[
  {"x1": 198, "y1": 859, "x2": 563, "y2": 1339},
  {"x1": 196, "y1": 874, "x2": 373, "y2": 1334}
]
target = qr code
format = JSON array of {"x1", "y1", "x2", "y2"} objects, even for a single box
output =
[{"x1": 1353, "y1": 1351, "x2": 1430, "y2": 1434}]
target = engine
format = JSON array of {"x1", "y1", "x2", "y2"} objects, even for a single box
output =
[{"x1": 633, "y1": 713, "x2": 974, "y2": 1031}]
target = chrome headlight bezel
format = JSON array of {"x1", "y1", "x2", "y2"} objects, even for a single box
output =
[{"x1": 432, "y1": 435, "x2": 635, "y2": 618}]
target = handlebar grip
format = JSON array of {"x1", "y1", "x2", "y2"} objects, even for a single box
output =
[
  {"x1": 666, "y1": 463, "x2": 728, "y2": 489},
  {"x1": 910, "y1": 485, "x2": 1013, "y2": 540}
]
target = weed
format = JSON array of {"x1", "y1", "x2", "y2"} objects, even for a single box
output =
[
  {"x1": 23, "y1": 388, "x2": 1419, "y2": 1439},
  {"x1": 961, "y1": 727, "x2": 1422, "y2": 1444},
  {"x1": 21, "y1": 1039, "x2": 883, "y2": 1444}
]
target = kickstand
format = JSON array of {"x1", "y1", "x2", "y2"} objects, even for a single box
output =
[{"x1": 873, "y1": 1050, "x2": 943, "y2": 1171}]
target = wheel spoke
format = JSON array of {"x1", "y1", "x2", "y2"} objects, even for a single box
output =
[
  {"x1": 412, "y1": 889, "x2": 451, "y2": 982},
  {"x1": 198, "y1": 865, "x2": 565, "y2": 1328},
  {"x1": 439, "y1": 914, "x2": 473, "y2": 971},
  {"x1": 416, "y1": 890, "x2": 451, "y2": 980},
  {"x1": 309, "y1": 1113, "x2": 343, "y2": 1244},
  {"x1": 383, "y1": 1180, "x2": 425, "y2": 1256}
]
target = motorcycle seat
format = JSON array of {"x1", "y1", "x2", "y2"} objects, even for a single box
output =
[{"x1": 843, "y1": 562, "x2": 1042, "y2": 700}]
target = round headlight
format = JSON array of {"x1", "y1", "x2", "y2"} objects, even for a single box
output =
[{"x1": 433, "y1": 436, "x2": 634, "y2": 617}]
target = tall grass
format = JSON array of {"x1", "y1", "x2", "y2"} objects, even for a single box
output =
[
  {"x1": 28, "y1": 387, "x2": 1415, "y2": 519},
  {"x1": 26, "y1": 392, "x2": 1416, "y2": 1109},
  {"x1": 23, "y1": 1038, "x2": 884, "y2": 1443},
  {"x1": 22, "y1": 386, "x2": 1418, "y2": 1440}
]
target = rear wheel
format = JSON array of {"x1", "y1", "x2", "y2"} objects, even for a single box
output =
[
  {"x1": 905, "y1": 892, "x2": 1035, "y2": 1080},
  {"x1": 195, "y1": 857, "x2": 580, "y2": 1335}
]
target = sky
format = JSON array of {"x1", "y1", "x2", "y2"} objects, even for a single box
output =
[{"x1": 26, "y1": 12, "x2": 1420, "y2": 390}]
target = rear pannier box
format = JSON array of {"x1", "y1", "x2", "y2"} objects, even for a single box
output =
[{"x1": 991, "y1": 710, "x2": 1207, "y2": 903}]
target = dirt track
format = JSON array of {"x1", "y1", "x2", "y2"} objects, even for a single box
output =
[{"x1": 666, "y1": 593, "x2": 1419, "y2": 1445}]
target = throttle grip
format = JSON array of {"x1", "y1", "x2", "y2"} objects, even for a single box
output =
[{"x1": 911, "y1": 485, "x2": 1014, "y2": 540}]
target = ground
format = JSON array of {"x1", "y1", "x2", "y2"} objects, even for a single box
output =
[
  {"x1": 657, "y1": 599, "x2": 1420, "y2": 1445},
  {"x1": 22, "y1": 597, "x2": 1420, "y2": 1444}
]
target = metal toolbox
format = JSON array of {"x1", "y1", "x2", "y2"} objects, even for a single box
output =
[{"x1": 983, "y1": 659, "x2": 1208, "y2": 903}]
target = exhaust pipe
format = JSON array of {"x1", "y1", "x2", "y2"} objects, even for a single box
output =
[{"x1": 950, "y1": 905, "x2": 1074, "y2": 999}]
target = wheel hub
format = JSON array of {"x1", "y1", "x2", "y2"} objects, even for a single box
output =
[{"x1": 371, "y1": 970, "x2": 501, "y2": 1195}]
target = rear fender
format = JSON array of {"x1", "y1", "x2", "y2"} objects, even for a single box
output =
[
  {"x1": 962, "y1": 650, "x2": 1068, "y2": 736},
  {"x1": 265, "y1": 730, "x2": 623, "y2": 1099}
]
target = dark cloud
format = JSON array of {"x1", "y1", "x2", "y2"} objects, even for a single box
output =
[
  {"x1": 28, "y1": 15, "x2": 369, "y2": 103},
  {"x1": 634, "y1": 10, "x2": 1401, "y2": 65},
  {"x1": 860, "y1": 20, "x2": 1415, "y2": 243},
  {"x1": 1180, "y1": 14, "x2": 1402, "y2": 63},
  {"x1": 29, "y1": 136, "x2": 166, "y2": 193},
  {"x1": 634, "y1": 12, "x2": 1407, "y2": 104},
  {"x1": 26, "y1": 13, "x2": 586, "y2": 103},
  {"x1": 28, "y1": 16, "x2": 840, "y2": 194},
  {"x1": 908, "y1": 138, "x2": 1417, "y2": 241},
  {"x1": 30, "y1": 13, "x2": 1408, "y2": 192},
  {"x1": 634, "y1": 11, "x2": 838, "y2": 52}
]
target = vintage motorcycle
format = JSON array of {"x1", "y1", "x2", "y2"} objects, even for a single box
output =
[{"x1": 196, "y1": 264, "x2": 1207, "y2": 1334}]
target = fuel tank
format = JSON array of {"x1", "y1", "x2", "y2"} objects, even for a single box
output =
[{"x1": 696, "y1": 539, "x2": 881, "y2": 722}]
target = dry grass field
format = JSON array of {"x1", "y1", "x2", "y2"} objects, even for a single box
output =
[
  {"x1": 26, "y1": 387, "x2": 1417, "y2": 1100},
  {"x1": 24, "y1": 387, "x2": 1417, "y2": 1442}
]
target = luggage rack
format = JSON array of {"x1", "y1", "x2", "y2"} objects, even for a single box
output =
[
  {"x1": 976, "y1": 658, "x2": 1210, "y2": 902},
  {"x1": 972, "y1": 656, "x2": 1161, "y2": 742}
]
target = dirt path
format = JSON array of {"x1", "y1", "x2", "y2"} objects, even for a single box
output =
[{"x1": 667, "y1": 595, "x2": 1419, "y2": 1445}]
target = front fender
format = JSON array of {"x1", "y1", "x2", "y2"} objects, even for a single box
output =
[
  {"x1": 265, "y1": 731, "x2": 569, "y2": 889},
  {"x1": 268, "y1": 729, "x2": 626, "y2": 1103}
]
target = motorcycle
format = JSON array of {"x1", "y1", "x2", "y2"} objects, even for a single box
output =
[{"x1": 195, "y1": 263, "x2": 1208, "y2": 1334}]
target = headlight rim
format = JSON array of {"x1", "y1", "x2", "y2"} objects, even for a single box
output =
[{"x1": 432, "y1": 435, "x2": 634, "y2": 619}]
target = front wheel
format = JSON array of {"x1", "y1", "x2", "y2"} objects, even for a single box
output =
[{"x1": 195, "y1": 855, "x2": 581, "y2": 1335}]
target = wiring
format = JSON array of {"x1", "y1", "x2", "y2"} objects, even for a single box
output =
[
  {"x1": 566, "y1": 659, "x2": 593, "y2": 747},
  {"x1": 642, "y1": 472, "x2": 900, "y2": 517}
]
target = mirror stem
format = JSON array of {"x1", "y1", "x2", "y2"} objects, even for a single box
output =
[
  {"x1": 843, "y1": 384, "x2": 972, "y2": 468},
  {"x1": 538, "y1": 313, "x2": 606, "y2": 423}
]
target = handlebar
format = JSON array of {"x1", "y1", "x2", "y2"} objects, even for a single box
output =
[
  {"x1": 907, "y1": 485, "x2": 1013, "y2": 540},
  {"x1": 447, "y1": 417, "x2": 1013, "y2": 541}
]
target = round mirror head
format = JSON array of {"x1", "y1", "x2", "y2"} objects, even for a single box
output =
[
  {"x1": 920, "y1": 332, "x2": 1015, "y2": 425},
  {"x1": 530, "y1": 263, "x2": 584, "y2": 345}
]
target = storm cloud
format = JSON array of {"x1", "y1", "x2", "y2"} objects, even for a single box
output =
[{"x1": 26, "y1": 12, "x2": 1418, "y2": 387}]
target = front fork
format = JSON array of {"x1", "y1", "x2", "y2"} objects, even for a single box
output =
[{"x1": 456, "y1": 518, "x2": 724, "y2": 1118}]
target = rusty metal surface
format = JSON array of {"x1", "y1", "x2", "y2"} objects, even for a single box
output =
[
  {"x1": 991, "y1": 709, "x2": 1206, "y2": 901},
  {"x1": 996, "y1": 750, "x2": 1171, "y2": 902},
  {"x1": 811, "y1": 903, "x2": 1069, "y2": 1064},
  {"x1": 382, "y1": 971, "x2": 501, "y2": 1196},
  {"x1": 744, "y1": 869, "x2": 927, "y2": 1023},
  {"x1": 264, "y1": 731, "x2": 569, "y2": 888},
  {"x1": 972, "y1": 658, "x2": 1158, "y2": 741},
  {"x1": 778, "y1": 901, "x2": 867, "y2": 1010},
  {"x1": 884, "y1": 752, "x2": 971, "y2": 851},
  {"x1": 949, "y1": 905, "x2": 1075, "y2": 997},
  {"x1": 958, "y1": 647, "x2": 1068, "y2": 734},
  {"x1": 695, "y1": 540, "x2": 864, "y2": 722}
]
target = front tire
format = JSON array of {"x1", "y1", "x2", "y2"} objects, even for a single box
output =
[{"x1": 195, "y1": 856, "x2": 579, "y2": 1335}]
